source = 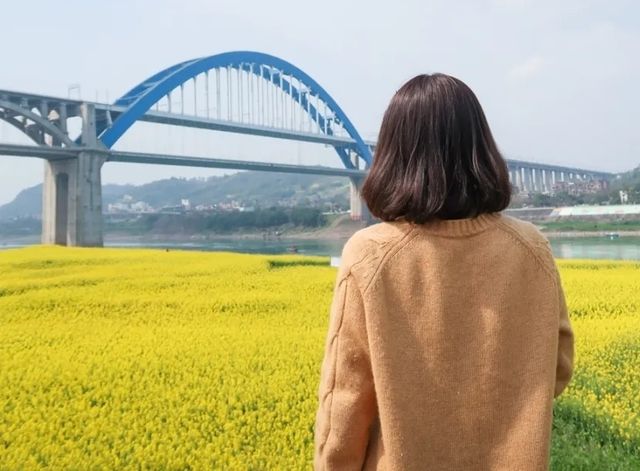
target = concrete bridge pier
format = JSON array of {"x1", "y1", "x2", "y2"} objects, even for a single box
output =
[
  {"x1": 534, "y1": 168, "x2": 543, "y2": 193},
  {"x1": 521, "y1": 168, "x2": 530, "y2": 193},
  {"x1": 529, "y1": 168, "x2": 537, "y2": 193},
  {"x1": 42, "y1": 103, "x2": 106, "y2": 247},
  {"x1": 515, "y1": 167, "x2": 523, "y2": 192},
  {"x1": 75, "y1": 150, "x2": 106, "y2": 246},
  {"x1": 42, "y1": 151, "x2": 106, "y2": 246},
  {"x1": 42, "y1": 159, "x2": 74, "y2": 245},
  {"x1": 516, "y1": 167, "x2": 525, "y2": 192},
  {"x1": 347, "y1": 152, "x2": 371, "y2": 222},
  {"x1": 349, "y1": 176, "x2": 371, "y2": 222},
  {"x1": 509, "y1": 169, "x2": 519, "y2": 191}
]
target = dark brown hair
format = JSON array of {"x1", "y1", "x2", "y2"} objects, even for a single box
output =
[{"x1": 361, "y1": 73, "x2": 511, "y2": 223}]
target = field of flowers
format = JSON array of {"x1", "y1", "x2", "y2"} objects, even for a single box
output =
[{"x1": 0, "y1": 246, "x2": 638, "y2": 469}]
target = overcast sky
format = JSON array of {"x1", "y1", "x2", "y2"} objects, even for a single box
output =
[{"x1": 1, "y1": 0, "x2": 638, "y2": 205}]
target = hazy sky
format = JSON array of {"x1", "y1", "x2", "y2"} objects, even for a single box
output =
[{"x1": 1, "y1": 0, "x2": 638, "y2": 205}]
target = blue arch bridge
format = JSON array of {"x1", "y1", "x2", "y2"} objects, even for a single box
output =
[{"x1": 0, "y1": 51, "x2": 612, "y2": 246}]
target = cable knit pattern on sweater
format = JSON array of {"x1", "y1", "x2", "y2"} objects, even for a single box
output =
[{"x1": 313, "y1": 212, "x2": 574, "y2": 471}]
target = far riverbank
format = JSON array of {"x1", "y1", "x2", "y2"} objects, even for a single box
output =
[
  {"x1": 541, "y1": 230, "x2": 640, "y2": 238},
  {"x1": 3, "y1": 228, "x2": 640, "y2": 248}
]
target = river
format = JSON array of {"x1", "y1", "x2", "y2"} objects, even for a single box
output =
[{"x1": 1, "y1": 236, "x2": 639, "y2": 261}]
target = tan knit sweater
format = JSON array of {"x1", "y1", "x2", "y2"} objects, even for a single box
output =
[{"x1": 313, "y1": 212, "x2": 574, "y2": 470}]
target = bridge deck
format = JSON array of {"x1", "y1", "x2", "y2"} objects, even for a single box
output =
[
  {"x1": 0, "y1": 142, "x2": 614, "y2": 179},
  {"x1": 0, "y1": 88, "x2": 612, "y2": 178}
]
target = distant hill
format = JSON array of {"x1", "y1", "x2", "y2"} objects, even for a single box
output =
[
  {"x1": 0, "y1": 171, "x2": 350, "y2": 220},
  {"x1": 4, "y1": 164, "x2": 637, "y2": 221},
  {"x1": 610, "y1": 165, "x2": 640, "y2": 202}
]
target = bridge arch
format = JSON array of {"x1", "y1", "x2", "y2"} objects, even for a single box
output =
[
  {"x1": 0, "y1": 99, "x2": 75, "y2": 148},
  {"x1": 99, "y1": 51, "x2": 372, "y2": 169}
]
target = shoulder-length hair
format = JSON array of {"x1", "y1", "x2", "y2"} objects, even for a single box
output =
[{"x1": 361, "y1": 73, "x2": 511, "y2": 223}]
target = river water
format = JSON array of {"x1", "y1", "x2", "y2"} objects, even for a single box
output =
[
  {"x1": 105, "y1": 236, "x2": 640, "y2": 260},
  {"x1": 2, "y1": 236, "x2": 639, "y2": 261}
]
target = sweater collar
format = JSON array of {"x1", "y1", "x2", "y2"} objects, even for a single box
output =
[{"x1": 394, "y1": 212, "x2": 502, "y2": 237}]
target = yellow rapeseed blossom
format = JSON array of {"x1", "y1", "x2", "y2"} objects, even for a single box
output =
[
  {"x1": 0, "y1": 247, "x2": 638, "y2": 468},
  {"x1": 556, "y1": 260, "x2": 640, "y2": 448}
]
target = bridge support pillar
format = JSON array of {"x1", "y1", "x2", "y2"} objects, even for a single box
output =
[
  {"x1": 74, "y1": 151, "x2": 106, "y2": 246},
  {"x1": 42, "y1": 153, "x2": 106, "y2": 246},
  {"x1": 527, "y1": 168, "x2": 535, "y2": 193},
  {"x1": 521, "y1": 168, "x2": 529, "y2": 193},
  {"x1": 531, "y1": 168, "x2": 542, "y2": 193},
  {"x1": 349, "y1": 177, "x2": 371, "y2": 223},
  {"x1": 529, "y1": 168, "x2": 536, "y2": 193},
  {"x1": 42, "y1": 103, "x2": 106, "y2": 247},
  {"x1": 530, "y1": 169, "x2": 536, "y2": 192},
  {"x1": 42, "y1": 159, "x2": 74, "y2": 245}
]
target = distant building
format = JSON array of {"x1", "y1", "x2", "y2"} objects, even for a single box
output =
[
  {"x1": 158, "y1": 205, "x2": 183, "y2": 214},
  {"x1": 215, "y1": 200, "x2": 245, "y2": 212},
  {"x1": 107, "y1": 196, "x2": 154, "y2": 214},
  {"x1": 130, "y1": 201, "x2": 153, "y2": 212},
  {"x1": 550, "y1": 204, "x2": 640, "y2": 217},
  {"x1": 620, "y1": 190, "x2": 629, "y2": 204},
  {"x1": 551, "y1": 179, "x2": 609, "y2": 196}
]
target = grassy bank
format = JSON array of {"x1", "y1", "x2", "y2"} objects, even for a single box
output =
[{"x1": 0, "y1": 247, "x2": 638, "y2": 468}]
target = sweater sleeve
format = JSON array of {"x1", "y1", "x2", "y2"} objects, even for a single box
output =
[
  {"x1": 314, "y1": 271, "x2": 377, "y2": 470},
  {"x1": 553, "y1": 267, "x2": 574, "y2": 398}
]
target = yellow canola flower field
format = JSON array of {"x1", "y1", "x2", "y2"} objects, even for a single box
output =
[
  {"x1": 555, "y1": 261, "x2": 640, "y2": 448},
  {"x1": 0, "y1": 246, "x2": 638, "y2": 469}
]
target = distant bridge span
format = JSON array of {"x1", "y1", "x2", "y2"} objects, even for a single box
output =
[
  {"x1": 0, "y1": 51, "x2": 612, "y2": 246},
  {"x1": 0, "y1": 144, "x2": 367, "y2": 178}
]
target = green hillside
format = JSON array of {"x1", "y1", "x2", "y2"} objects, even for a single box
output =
[{"x1": 0, "y1": 171, "x2": 350, "y2": 220}]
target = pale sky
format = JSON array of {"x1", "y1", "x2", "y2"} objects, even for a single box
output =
[{"x1": 1, "y1": 0, "x2": 638, "y2": 205}]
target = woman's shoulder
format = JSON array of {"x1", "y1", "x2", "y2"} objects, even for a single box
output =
[
  {"x1": 494, "y1": 213, "x2": 557, "y2": 277},
  {"x1": 337, "y1": 220, "x2": 416, "y2": 282},
  {"x1": 495, "y1": 213, "x2": 550, "y2": 248},
  {"x1": 344, "y1": 220, "x2": 414, "y2": 255}
]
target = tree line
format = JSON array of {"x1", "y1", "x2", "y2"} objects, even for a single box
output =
[{"x1": 106, "y1": 207, "x2": 327, "y2": 235}]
